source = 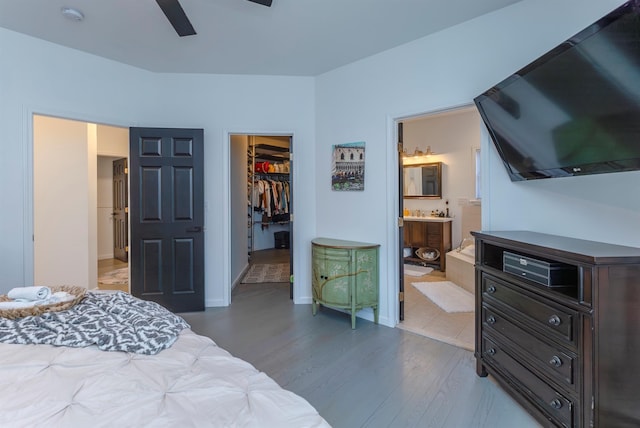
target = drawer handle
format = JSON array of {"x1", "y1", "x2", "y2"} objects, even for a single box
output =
[
  {"x1": 486, "y1": 348, "x2": 496, "y2": 356},
  {"x1": 550, "y1": 399, "x2": 563, "y2": 410},
  {"x1": 486, "y1": 315, "x2": 496, "y2": 325},
  {"x1": 487, "y1": 285, "x2": 496, "y2": 294},
  {"x1": 548, "y1": 315, "x2": 562, "y2": 327},
  {"x1": 549, "y1": 356, "x2": 563, "y2": 367}
]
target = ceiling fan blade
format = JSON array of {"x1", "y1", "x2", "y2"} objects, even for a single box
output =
[
  {"x1": 247, "y1": 0, "x2": 273, "y2": 6},
  {"x1": 156, "y1": 0, "x2": 197, "y2": 37}
]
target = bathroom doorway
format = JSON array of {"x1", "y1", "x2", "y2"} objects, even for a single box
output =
[{"x1": 397, "y1": 106, "x2": 482, "y2": 351}]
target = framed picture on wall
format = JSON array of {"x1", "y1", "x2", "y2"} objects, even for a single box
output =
[{"x1": 331, "y1": 141, "x2": 365, "y2": 191}]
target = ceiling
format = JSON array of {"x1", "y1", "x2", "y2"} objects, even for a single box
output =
[{"x1": 0, "y1": 0, "x2": 521, "y2": 76}]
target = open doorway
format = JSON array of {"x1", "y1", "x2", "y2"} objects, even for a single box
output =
[
  {"x1": 397, "y1": 106, "x2": 482, "y2": 351},
  {"x1": 229, "y1": 134, "x2": 293, "y2": 299},
  {"x1": 97, "y1": 155, "x2": 129, "y2": 292},
  {"x1": 33, "y1": 114, "x2": 129, "y2": 292},
  {"x1": 32, "y1": 116, "x2": 205, "y2": 312}
]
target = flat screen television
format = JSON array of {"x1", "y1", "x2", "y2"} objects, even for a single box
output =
[{"x1": 474, "y1": 0, "x2": 640, "y2": 181}]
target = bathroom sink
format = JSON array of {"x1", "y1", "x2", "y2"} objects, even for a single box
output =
[{"x1": 404, "y1": 216, "x2": 451, "y2": 222}]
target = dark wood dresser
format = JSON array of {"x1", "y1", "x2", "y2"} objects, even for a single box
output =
[{"x1": 472, "y1": 230, "x2": 640, "y2": 428}]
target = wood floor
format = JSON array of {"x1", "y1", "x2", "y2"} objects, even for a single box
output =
[
  {"x1": 102, "y1": 249, "x2": 538, "y2": 426},
  {"x1": 97, "y1": 258, "x2": 128, "y2": 292},
  {"x1": 180, "y1": 281, "x2": 541, "y2": 427}
]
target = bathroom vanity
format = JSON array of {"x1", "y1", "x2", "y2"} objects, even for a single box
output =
[{"x1": 403, "y1": 217, "x2": 452, "y2": 272}]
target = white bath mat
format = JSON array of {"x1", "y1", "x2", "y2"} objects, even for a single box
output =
[
  {"x1": 404, "y1": 264, "x2": 434, "y2": 277},
  {"x1": 412, "y1": 281, "x2": 474, "y2": 313}
]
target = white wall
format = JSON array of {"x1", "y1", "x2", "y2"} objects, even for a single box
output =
[
  {"x1": 33, "y1": 116, "x2": 96, "y2": 289},
  {"x1": 0, "y1": 28, "x2": 316, "y2": 305},
  {"x1": 97, "y1": 125, "x2": 129, "y2": 156},
  {"x1": 475, "y1": 0, "x2": 640, "y2": 248},
  {"x1": 315, "y1": 0, "x2": 634, "y2": 327}
]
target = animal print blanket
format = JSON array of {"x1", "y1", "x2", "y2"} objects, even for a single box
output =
[{"x1": 0, "y1": 291, "x2": 189, "y2": 354}]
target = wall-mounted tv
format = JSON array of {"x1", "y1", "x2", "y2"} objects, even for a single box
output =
[{"x1": 474, "y1": 0, "x2": 640, "y2": 181}]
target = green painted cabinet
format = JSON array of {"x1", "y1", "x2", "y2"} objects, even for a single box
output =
[{"x1": 311, "y1": 237, "x2": 380, "y2": 329}]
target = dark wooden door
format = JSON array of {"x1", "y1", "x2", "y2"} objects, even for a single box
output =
[
  {"x1": 112, "y1": 158, "x2": 129, "y2": 262},
  {"x1": 398, "y1": 122, "x2": 405, "y2": 321},
  {"x1": 129, "y1": 127, "x2": 205, "y2": 312}
]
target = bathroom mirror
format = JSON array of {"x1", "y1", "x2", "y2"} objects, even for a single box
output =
[{"x1": 403, "y1": 161, "x2": 442, "y2": 199}]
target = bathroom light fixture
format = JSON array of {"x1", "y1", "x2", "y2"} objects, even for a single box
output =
[
  {"x1": 402, "y1": 146, "x2": 437, "y2": 158},
  {"x1": 402, "y1": 147, "x2": 418, "y2": 157},
  {"x1": 61, "y1": 7, "x2": 84, "y2": 21}
]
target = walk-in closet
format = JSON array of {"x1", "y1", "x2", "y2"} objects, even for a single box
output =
[
  {"x1": 248, "y1": 137, "x2": 291, "y2": 257},
  {"x1": 230, "y1": 135, "x2": 292, "y2": 296}
]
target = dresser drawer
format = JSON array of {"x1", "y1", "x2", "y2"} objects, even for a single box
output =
[
  {"x1": 482, "y1": 275, "x2": 576, "y2": 345},
  {"x1": 482, "y1": 336, "x2": 575, "y2": 427},
  {"x1": 482, "y1": 306, "x2": 577, "y2": 390}
]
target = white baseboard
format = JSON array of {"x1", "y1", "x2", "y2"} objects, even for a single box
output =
[
  {"x1": 232, "y1": 264, "x2": 251, "y2": 291},
  {"x1": 205, "y1": 298, "x2": 226, "y2": 307}
]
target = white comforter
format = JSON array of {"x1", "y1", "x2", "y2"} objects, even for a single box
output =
[{"x1": 0, "y1": 329, "x2": 330, "y2": 428}]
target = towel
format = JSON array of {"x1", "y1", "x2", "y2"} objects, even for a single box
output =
[
  {"x1": 0, "y1": 291, "x2": 74, "y2": 311},
  {"x1": 0, "y1": 300, "x2": 45, "y2": 310},
  {"x1": 7, "y1": 286, "x2": 51, "y2": 302},
  {"x1": 49, "y1": 292, "x2": 75, "y2": 303}
]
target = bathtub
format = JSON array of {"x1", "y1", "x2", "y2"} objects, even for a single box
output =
[{"x1": 445, "y1": 245, "x2": 475, "y2": 294}]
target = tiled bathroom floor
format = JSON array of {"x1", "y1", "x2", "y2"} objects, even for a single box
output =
[{"x1": 397, "y1": 270, "x2": 475, "y2": 351}]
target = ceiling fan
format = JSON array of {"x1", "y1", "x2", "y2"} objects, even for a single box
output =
[{"x1": 156, "y1": 0, "x2": 273, "y2": 37}]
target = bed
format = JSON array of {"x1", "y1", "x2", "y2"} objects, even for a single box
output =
[{"x1": 0, "y1": 290, "x2": 330, "y2": 428}]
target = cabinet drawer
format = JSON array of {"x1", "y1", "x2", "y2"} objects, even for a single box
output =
[
  {"x1": 427, "y1": 222, "x2": 442, "y2": 235},
  {"x1": 318, "y1": 246, "x2": 351, "y2": 261},
  {"x1": 482, "y1": 337, "x2": 575, "y2": 427},
  {"x1": 482, "y1": 306, "x2": 576, "y2": 390},
  {"x1": 427, "y1": 236, "x2": 441, "y2": 248},
  {"x1": 482, "y1": 275, "x2": 576, "y2": 345}
]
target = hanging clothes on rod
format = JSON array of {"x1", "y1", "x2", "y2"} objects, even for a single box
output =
[{"x1": 252, "y1": 175, "x2": 290, "y2": 229}]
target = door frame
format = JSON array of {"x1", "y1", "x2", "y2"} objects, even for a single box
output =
[
  {"x1": 389, "y1": 103, "x2": 477, "y2": 326},
  {"x1": 24, "y1": 107, "x2": 135, "y2": 288},
  {"x1": 224, "y1": 130, "x2": 295, "y2": 305}
]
